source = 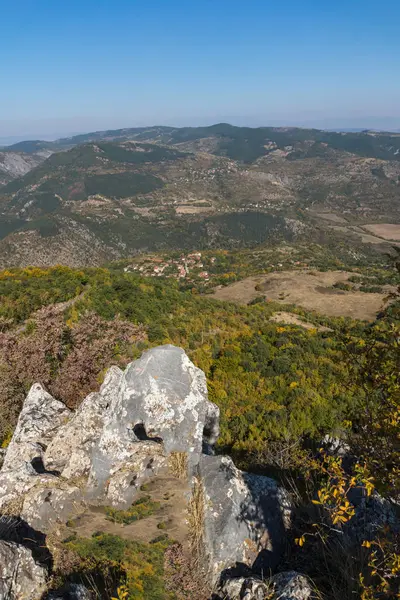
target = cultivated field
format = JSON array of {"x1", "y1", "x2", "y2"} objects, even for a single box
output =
[
  {"x1": 212, "y1": 270, "x2": 390, "y2": 320},
  {"x1": 362, "y1": 223, "x2": 400, "y2": 241}
]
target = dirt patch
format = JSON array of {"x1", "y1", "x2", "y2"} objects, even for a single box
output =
[
  {"x1": 329, "y1": 225, "x2": 400, "y2": 246},
  {"x1": 175, "y1": 205, "x2": 214, "y2": 214},
  {"x1": 315, "y1": 212, "x2": 348, "y2": 223},
  {"x1": 66, "y1": 472, "x2": 190, "y2": 548},
  {"x1": 269, "y1": 311, "x2": 332, "y2": 332},
  {"x1": 212, "y1": 270, "x2": 389, "y2": 320},
  {"x1": 362, "y1": 223, "x2": 400, "y2": 241}
]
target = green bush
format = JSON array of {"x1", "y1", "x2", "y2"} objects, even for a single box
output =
[
  {"x1": 64, "y1": 533, "x2": 173, "y2": 600},
  {"x1": 105, "y1": 496, "x2": 160, "y2": 524}
]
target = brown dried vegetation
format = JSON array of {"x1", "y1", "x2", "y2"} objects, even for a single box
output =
[{"x1": 0, "y1": 303, "x2": 145, "y2": 438}]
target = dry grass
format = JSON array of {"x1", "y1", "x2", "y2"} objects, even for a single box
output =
[
  {"x1": 168, "y1": 452, "x2": 188, "y2": 480},
  {"x1": 187, "y1": 476, "x2": 205, "y2": 562},
  {"x1": 212, "y1": 270, "x2": 390, "y2": 320},
  {"x1": 1, "y1": 495, "x2": 24, "y2": 517},
  {"x1": 164, "y1": 542, "x2": 211, "y2": 600}
]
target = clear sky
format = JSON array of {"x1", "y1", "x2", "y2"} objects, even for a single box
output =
[{"x1": 1, "y1": 0, "x2": 400, "y2": 138}]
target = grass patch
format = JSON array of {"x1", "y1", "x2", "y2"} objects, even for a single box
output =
[
  {"x1": 105, "y1": 495, "x2": 160, "y2": 524},
  {"x1": 64, "y1": 532, "x2": 174, "y2": 600}
]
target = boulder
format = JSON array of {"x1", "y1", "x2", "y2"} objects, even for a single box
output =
[
  {"x1": 213, "y1": 572, "x2": 313, "y2": 600},
  {"x1": 198, "y1": 455, "x2": 292, "y2": 583},
  {"x1": 88, "y1": 345, "x2": 219, "y2": 505},
  {"x1": 268, "y1": 571, "x2": 313, "y2": 599},
  {"x1": 0, "y1": 540, "x2": 47, "y2": 600},
  {"x1": 44, "y1": 366, "x2": 123, "y2": 478},
  {"x1": 214, "y1": 576, "x2": 269, "y2": 599},
  {"x1": 2, "y1": 383, "x2": 71, "y2": 472},
  {"x1": 0, "y1": 384, "x2": 70, "y2": 514}
]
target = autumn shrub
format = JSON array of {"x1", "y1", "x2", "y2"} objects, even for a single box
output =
[
  {"x1": 291, "y1": 452, "x2": 400, "y2": 599},
  {"x1": 0, "y1": 303, "x2": 145, "y2": 438}
]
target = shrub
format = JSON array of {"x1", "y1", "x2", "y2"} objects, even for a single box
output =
[
  {"x1": 63, "y1": 533, "x2": 173, "y2": 600},
  {"x1": 105, "y1": 496, "x2": 160, "y2": 525}
]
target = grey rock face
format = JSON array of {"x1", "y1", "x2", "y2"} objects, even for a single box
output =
[
  {"x1": 109, "y1": 344, "x2": 217, "y2": 457},
  {"x1": 0, "y1": 540, "x2": 47, "y2": 600},
  {"x1": 88, "y1": 345, "x2": 219, "y2": 506},
  {"x1": 44, "y1": 366, "x2": 123, "y2": 479},
  {"x1": 0, "y1": 384, "x2": 70, "y2": 513},
  {"x1": 2, "y1": 383, "x2": 71, "y2": 472},
  {"x1": 0, "y1": 463, "x2": 55, "y2": 513},
  {"x1": 345, "y1": 490, "x2": 399, "y2": 544},
  {"x1": 21, "y1": 485, "x2": 82, "y2": 533},
  {"x1": 268, "y1": 571, "x2": 313, "y2": 599},
  {"x1": 214, "y1": 572, "x2": 312, "y2": 600},
  {"x1": 199, "y1": 455, "x2": 292, "y2": 583},
  {"x1": 214, "y1": 576, "x2": 269, "y2": 599}
]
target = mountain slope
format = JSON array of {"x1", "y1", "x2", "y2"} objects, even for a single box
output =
[
  {"x1": 4, "y1": 123, "x2": 400, "y2": 163},
  {"x1": 0, "y1": 126, "x2": 399, "y2": 267},
  {"x1": 0, "y1": 150, "x2": 51, "y2": 186}
]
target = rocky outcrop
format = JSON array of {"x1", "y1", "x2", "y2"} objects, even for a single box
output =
[
  {"x1": 268, "y1": 572, "x2": 313, "y2": 599},
  {"x1": 44, "y1": 366, "x2": 123, "y2": 479},
  {"x1": 199, "y1": 455, "x2": 292, "y2": 582},
  {"x1": 0, "y1": 540, "x2": 47, "y2": 600},
  {"x1": 47, "y1": 583, "x2": 91, "y2": 600},
  {"x1": 214, "y1": 576, "x2": 269, "y2": 600},
  {"x1": 88, "y1": 345, "x2": 219, "y2": 506},
  {"x1": 2, "y1": 383, "x2": 71, "y2": 472},
  {"x1": 0, "y1": 344, "x2": 296, "y2": 589},
  {"x1": 0, "y1": 384, "x2": 71, "y2": 513},
  {"x1": 0, "y1": 345, "x2": 221, "y2": 522}
]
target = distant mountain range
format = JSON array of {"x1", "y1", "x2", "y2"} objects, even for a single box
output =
[
  {"x1": 0, "y1": 123, "x2": 399, "y2": 267},
  {"x1": 2, "y1": 123, "x2": 400, "y2": 160}
]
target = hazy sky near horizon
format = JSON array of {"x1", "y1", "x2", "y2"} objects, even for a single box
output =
[{"x1": 1, "y1": 0, "x2": 400, "y2": 137}]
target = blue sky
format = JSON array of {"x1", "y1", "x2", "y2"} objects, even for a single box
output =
[{"x1": 1, "y1": 0, "x2": 400, "y2": 138}]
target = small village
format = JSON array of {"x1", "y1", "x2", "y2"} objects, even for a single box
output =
[
  {"x1": 124, "y1": 251, "x2": 214, "y2": 283},
  {"x1": 123, "y1": 247, "x2": 312, "y2": 290}
]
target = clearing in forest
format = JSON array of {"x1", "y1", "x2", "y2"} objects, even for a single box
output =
[
  {"x1": 362, "y1": 223, "x2": 400, "y2": 241},
  {"x1": 212, "y1": 270, "x2": 389, "y2": 320}
]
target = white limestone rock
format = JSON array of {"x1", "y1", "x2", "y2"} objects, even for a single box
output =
[
  {"x1": 0, "y1": 540, "x2": 47, "y2": 600},
  {"x1": 268, "y1": 571, "x2": 313, "y2": 599},
  {"x1": 2, "y1": 383, "x2": 71, "y2": 472},
  {"x1": 21, "y1": 485, "x2": 83, "y2": 533},
  {"x1": 88, "y1": 345, "x2": 219, "y2": 506},
  {"x1": 44, "y1": 366, "x2": 123, "y2": 479}
]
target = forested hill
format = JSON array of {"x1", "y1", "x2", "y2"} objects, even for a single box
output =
[
  {"x1": 0, "y1": 123, "x2": 399, "y2": 268},
  {"x1": 5, "y1": 123, "x2": 400, "y2": 163}
]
